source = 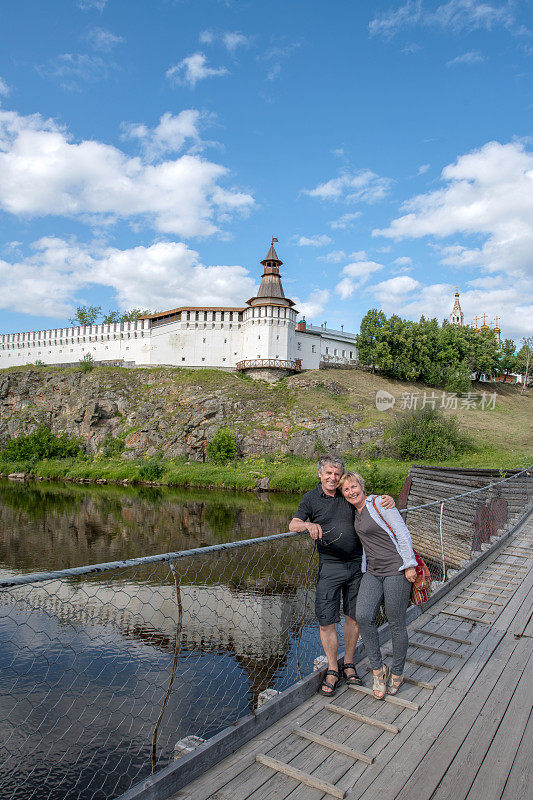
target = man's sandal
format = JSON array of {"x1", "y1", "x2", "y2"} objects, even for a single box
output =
[
  {"x1": 372, "y1": 665, "x2": 389, "y2": 700},
  {"x1": 341, "y1": 662, "x2": 362, "y2": 685},
  {"x1": 387, "y1": 673, "x2": 404, "y2": 695},
  {"x1": 318, "y1": 669, "x2": 342, "y2": 696}
]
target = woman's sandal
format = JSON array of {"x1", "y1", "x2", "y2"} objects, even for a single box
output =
[
  {"x1": 318, "y1": 669, "x2": 342, "y2": 697},
  {"x1": 372, "y1": 665, "x2": 389, "y2": 700},
  {"x1": 387, "y1": 673, "x2": 404, "y2": 695},
  {"x1": 341, "y1": 662, "x2": 362, "y2": 686}
]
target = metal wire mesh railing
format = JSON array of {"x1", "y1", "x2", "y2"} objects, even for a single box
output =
[{"x1": 0, "y1": 467, "x2": 531, "y2": 800}]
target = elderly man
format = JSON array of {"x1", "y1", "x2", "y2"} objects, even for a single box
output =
[{"x1": 289, "y1": 455, "x2": 395, "y2": 696}]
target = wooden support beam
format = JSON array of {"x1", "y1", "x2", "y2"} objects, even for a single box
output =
[
  {"x1": 324, "y1": 703, "x2": 401, "y2": 733},
  {"x1": 458, "y1": 594, "x2": 504, "y2": 606},
  {"x1": 409, "y1": 640, "x2": 463, "y2": 658},
  {"x1": 403, "y1": 676, "x2": 436, "y2": 690},
  {"x1": 435, "y1": 610, "x2": 491, "y2": 625},
  {"x1": 347, "y1": 683, "x2": 420, "y2": 711},
  {"x1": 255, "y1": 754, "x2": 346, "y2": 799},
  {"x1": 412, "y1": 627, "x2": 471, "y2": 645},
  {"x1": 445, "y1": 602, "x2": 495, "y2": 614},
  {"x1": 470, "y1": 581, "x2": 512, "y2": 593},
  {"x1": 292, "y1": 728, "x2": 374, "y2": 764},
  {"x1": 384, "y1": 652, "x2": 452, "y2": 673}
]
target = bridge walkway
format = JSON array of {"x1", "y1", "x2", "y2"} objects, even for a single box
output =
[{"x1": 172, "y1": 515, "x2": 532, "y2": 800}]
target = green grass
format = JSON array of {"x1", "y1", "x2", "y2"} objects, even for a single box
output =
[{"x1": 1, "y1": 446, "x2": 529, "y2": 496}]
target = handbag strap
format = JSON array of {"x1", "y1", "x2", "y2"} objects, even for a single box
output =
[{"x1": 371, "y1": 496, "x2": 398, "y2": 541}]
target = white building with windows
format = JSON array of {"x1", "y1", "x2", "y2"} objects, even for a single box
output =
[{"x1": 0, "y1": 243, "x2": 357, "y2": 378}]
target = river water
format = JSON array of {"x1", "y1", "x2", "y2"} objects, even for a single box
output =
[{"x1": 0, "y1": 479, "x2": 322, "y2": 800}]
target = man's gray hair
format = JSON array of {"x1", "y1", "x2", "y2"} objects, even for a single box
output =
[{"x1": 317, "y1": 455, "x2": 345, "y2": 475}]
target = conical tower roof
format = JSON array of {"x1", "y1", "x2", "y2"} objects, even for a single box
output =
[
  {"x1": 247, "y1": 242, "x2": 295, "y2": 307},
  {"x1": 261, "y1": 244, "x2": 283, "y2": 267}
]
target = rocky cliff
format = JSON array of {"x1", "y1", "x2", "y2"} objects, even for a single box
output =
[{"x1": 0, "y1": 367, "x2": 385, "y2": 461}]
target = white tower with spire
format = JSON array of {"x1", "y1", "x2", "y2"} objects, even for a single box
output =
[
  {"x1": 240, "y1": 241, "x2": 298, "y2": 373},
  {"x1": 450, "y1": 290, "x2": 464, "y2": 326}
]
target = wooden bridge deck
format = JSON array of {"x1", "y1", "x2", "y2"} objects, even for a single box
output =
[{"x1": 172, "y1": 515, "x2": 533, "y2": 800}]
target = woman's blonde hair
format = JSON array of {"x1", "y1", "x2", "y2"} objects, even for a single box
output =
[{"x1": 338, "y1": 471, "x2": 366, "y2": 493}]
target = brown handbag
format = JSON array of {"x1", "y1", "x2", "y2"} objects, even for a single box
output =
[{"x1": 371, "y1": 497, "x2": 431, "y2": 605}]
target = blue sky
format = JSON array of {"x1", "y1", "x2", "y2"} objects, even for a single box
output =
[{"x1": 0, "y1": 0, "x2": 532, "y2": 342}]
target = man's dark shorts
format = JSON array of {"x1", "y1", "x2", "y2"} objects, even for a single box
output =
[{"x1": 315, "y1": 559, "x2": 363, "y2": 626}]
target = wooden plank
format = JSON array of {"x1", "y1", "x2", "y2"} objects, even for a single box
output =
[
  {"x1": 427, "y1": 640, "x2": 533, "y2": 800},
  {"x1": 347, "y1": 684, "x2": 420, "y2": 711},
  {"x1": 255, "y1": 754, "x2": 346, "y2": 799},
  {"x1": 435, "y1": 611, "x2": 491, "y2": 625},
  {"x1": 324, "y1": 703, "x2": 401, "y2": 733},
  {"x1": 444, "y1": 602, "x2": 495, "y2": 614},
  {"x1": 291, "y1": 728, "x2": 374, "y2": 764},
  {"x1": 409, "y1": 640, "x2": 463, "y2": 658},
  {"x1": 500, "y1": 704, "x2": 533, "y2": 800},
  {"x1": 412, "y1": 628, "x2": 471, "y2": 645},
  {"x1": 462, "y1": 647, "x2": 533, "y2": 800}
]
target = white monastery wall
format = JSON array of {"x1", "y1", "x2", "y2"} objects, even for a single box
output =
[
  {"x1": 0, "y1": 319, "x2": 151, "y2": 370},
  {"x1": 149, "y1": 311, "x2": 244, "y2": 368}
]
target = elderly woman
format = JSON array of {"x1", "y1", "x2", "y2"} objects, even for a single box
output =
[{"x1": 339, "y1": 471, "x2": 417, "y2": 699}]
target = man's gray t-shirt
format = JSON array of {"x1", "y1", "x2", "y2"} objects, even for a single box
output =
[{"x1": 354, "y1": 506, "x2": 403, "y2": 576}]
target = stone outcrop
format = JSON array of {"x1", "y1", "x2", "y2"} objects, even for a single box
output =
[{"x1": 0, "y1": 368, "x2": 385, "y2": 461}]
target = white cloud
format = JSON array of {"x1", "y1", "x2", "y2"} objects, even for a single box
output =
[
  {"x1": 373, "y1": 275, "x2": 421, "y2": 305},
  {"x1": 166, "y1": 53, "x2": 229, "y2": 89},
  {"x1": 78, "y1": 0, "x2": 108, "y2": 10},
  {"x1": 329, "y1": 211, "x2": 361, "y2": 230},
  {"x1": 199, "y1": 30, "x2": 251, "y2": 51},
  {"x1": 0, "y1": 108, "x2": 254, "y2": 237},
  {"x1": 369, "y1": 1, "x2": 525, "y2": 38},
  {"x1": 293, "y1": 234, "x2": 332, "y2": 247},
  {"x1": 0, "y1": 237, "x2": 258, "y2": 318},
  {"x1": 86, "y1": 27, "x2": 124, "y2": 52},
  {"x1": 37, "y1": 53, "x2": 116, "y2": 90},
  {"x1": 335, "y1": 260, "x2": 386, "y2": 299},
  {"x1": 394, "y1": 256, "x2": 413, "y2": 265},
  {"x1": 446, "y1": 50, "x2": 485, "y2": 66},
  {"x1": 223, "y1": 32, "x2": 251, "y2": 51},
  {"x1": 294, "y1": 289, "x2": 330, "y2": 320},
  {"x1": 0, "y1": 77, "x2": 10, "y2": 97},
  {"x1": 122, "y1": 110, "x2": 203, "y2": 160},
  {"x1": 263, "y1": 43, "x2": 300, "y2": 80},
  {"x1": 304, "y1": 169, "x2": 392, "y2": 203},
  {"x1": 417, "y1": 163, "x2": 430, "y2": 174},
  {"x1": 375, "y1": 140, "x2": 533, "y2": 281},
  {"x1": 199, "y1": 30, "x2": 215, "y2": 45},
  {"x1": 318, "y1": 249, "x2": 368, "y2": 263}
]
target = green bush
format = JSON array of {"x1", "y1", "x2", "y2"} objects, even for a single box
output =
[
  {"x1": 100, "y1": 433, "x2": 126, "y2": 458},
  {"x1": 206, "y1": 427, "x2": 238, "y2": 464},
  {"x1": 388, "y1": 407, "x2": 474, "y2": 461},
  {"x1": 138, "y1": 459, "x2": 164, "y2": 481},
  {"x1": 78, "y1": 353, "x2": 95, "y2": 372},
  {"x1": 0, "y1": 426, "x2": 83, "y2": 462}
]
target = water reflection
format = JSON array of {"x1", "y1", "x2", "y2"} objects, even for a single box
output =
[
  {"x1": 0, "y1": 478, "x2": 299, "y2": 572},
  {"x1": 0, "y1": 480, "x2": 321, "y2": 800}
]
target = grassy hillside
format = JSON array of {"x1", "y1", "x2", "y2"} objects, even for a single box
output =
[{"x1": 0, "y1": 364, "x2": 531, "y2": 493}]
